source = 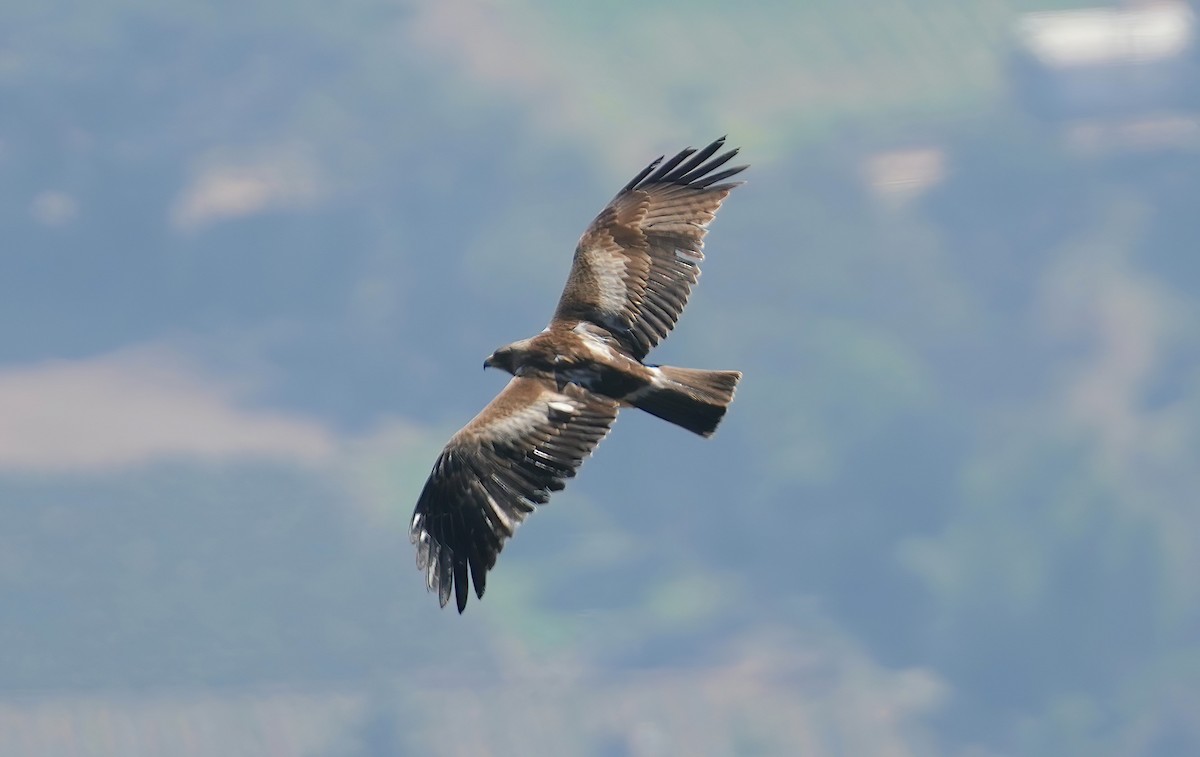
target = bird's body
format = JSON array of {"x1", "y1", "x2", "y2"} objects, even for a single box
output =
[
  {"x1": 411, "y1": 137, "x2": 747, "y2": 612},
  {"x1": 486, "y1": 320, "x2": 742, "y2": 434}
]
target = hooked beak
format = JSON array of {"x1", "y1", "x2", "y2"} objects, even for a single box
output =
[{"x1": 483, "y1": 354, "x2": 495, "y2": 370}]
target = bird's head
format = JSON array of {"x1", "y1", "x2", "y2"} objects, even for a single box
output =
[{"x1": 483, "y1": 345, "x2": 516, "y2": 374}]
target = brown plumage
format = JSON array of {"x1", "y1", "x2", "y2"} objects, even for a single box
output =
[{"x1": 411, "y1": 137, "x2": 747, "y2": 612}]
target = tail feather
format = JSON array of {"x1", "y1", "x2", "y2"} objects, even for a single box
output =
[{"x1": 631, "y1": 366, "x2": 741, "y2": 437}]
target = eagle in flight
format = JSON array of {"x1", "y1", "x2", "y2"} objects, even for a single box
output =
[{"x1": 411, "y1": 137, "x2": 746, "y2": 612}]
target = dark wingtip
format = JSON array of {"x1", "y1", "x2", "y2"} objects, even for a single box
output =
[
  {"x1": 622, "y1": 154, "x2": 665, "y2": 193},
  {"x1": 626, "y1": 137, "x2": 747, "y2": 192},
  {"x1": 470, "y1": 553, "x2": 488, "y2": 603},
  {"x1": 697, "y1": 164, "x2": 749, "y2": 189}
]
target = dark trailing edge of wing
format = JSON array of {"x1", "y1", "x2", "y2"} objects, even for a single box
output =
[
  {"x1": 412, "y1": 445, "x2": 556, "y2": 613},
  {"x1": 621, "y1": 136, "x2": 748, "y2": 194},
  {"x1": 413, "y1": 443, "x2": 571, "y2": 612},
  {"x1": 410, "y1": 381, "x2": 619, "y2": 613}
]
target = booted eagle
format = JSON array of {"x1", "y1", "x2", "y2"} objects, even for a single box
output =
[{"x1": 411, "y1": 137, "x2": 746, "y2": 612}]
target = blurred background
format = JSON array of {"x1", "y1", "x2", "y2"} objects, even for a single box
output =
[{"x1": 3, "y1": 0, "x2": 1200, "y2": 754}]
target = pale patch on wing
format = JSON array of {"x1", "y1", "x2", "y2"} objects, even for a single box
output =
[
  {"x1": 484, "y1": 489, "x2": 515, "y2": 534},
  {"x1": 583, "y1": 248, "x2": 629, "y2": 315},
  {"x1": 482, "y1": 397, "x2": 561, "y2": 442},
  {"x1": 572, "y1": 323, "x2": 619, "y2": 361}
]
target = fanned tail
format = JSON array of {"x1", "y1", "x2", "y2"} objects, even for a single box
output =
[{"x1": 631, "y1": 366, "x2": 741, "y2": 437}]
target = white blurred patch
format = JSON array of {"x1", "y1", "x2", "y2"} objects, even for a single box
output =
[
  {"x1": 863, "y1": 147, "x2": 946, "y2": 201},
  {"x1": 1017, "y1": 3, "x2": 1195, "y2": 68},
  {"x1": 29, "y1": 191, "x2": 78, "y2": 227},
  {"x1": 0, "y1": 346, "x2": 335, "y2": 472},
  {"x1": 170, "y1": 145, "x2": 322, "y2": 231}
]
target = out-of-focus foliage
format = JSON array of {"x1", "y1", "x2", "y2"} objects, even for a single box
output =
[{"x1": 2, "y1": 0, "x2": 1199, "y2": 754}]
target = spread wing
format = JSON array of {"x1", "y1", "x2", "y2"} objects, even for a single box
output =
[
  {"x1": 410, "y1": 376, "x2": 619, "y2": 612},
  {"x1": 552, "y1": 137, "x2": 747, "y2": 359}
]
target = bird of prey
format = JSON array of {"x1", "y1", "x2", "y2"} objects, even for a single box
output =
[{"x1": 411, "y1": 137, "x2": 746, "y2": 612}]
